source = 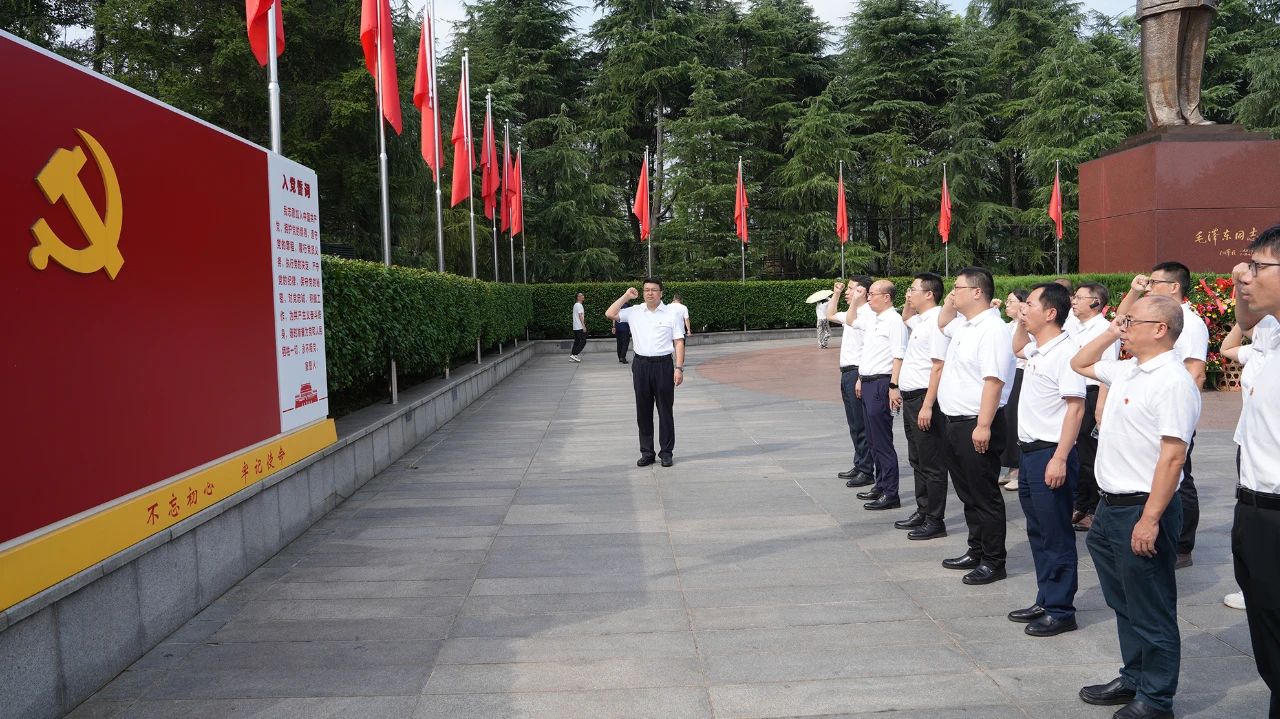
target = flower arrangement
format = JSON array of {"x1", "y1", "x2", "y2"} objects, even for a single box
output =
[{"x1": 1190, "y1": 275, "x2": 1236, "y2": 380}]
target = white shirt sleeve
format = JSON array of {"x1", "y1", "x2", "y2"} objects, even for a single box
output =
[
  {"x1": 832, "y1": 310, "x2": 849, "y2": 326},
  {"x1": 1175, "y1": 313, "x2": 1209, "y2": 362},
  {"x1": 672, "y1": 313, "x2": 686, "y2": 341},
  {"x1": 1238, "y1": 346, "x2": 1259, "y2": 366},
  {"x1": 889, "y1": 318, "x2": 907, "y2": 360},
  {"x1": 618, "y1": 305, "x2": 634, "y2": 323},
  {"x1": 930, "y1": 328, "x2": 951, "y2": 361},
  {"x1": 978, "y1": 325, "x2": 1015, "y2": 383},
  {"x1": 1091, "y1": 358, "x2": 1128, "y2": 387},
  {"x1": 1156, "y1": 377, "x2": 1200, "y2": 444},
  {"x1": 1058, "y1": 353, "x2": 1088, "y2": 399}
]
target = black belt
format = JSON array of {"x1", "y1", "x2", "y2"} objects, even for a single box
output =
[
  {"x1": 1018, "y1": 440, "x2": 1057, "y2": 453},
  {"x1": 900, "y1": 388, "x2": 927, "y2": 399},
  {"x1": 840, "y1": 365, "x2": 860, "y2": 374},
  {"x1": 860, "y1": 374, "x2": 890, "y2": 381},
  {"x1": 1101, "y1": 491, "x2": 1149, "y2": 507},
  {"x1": 633, "y1": 354, "x2": 672, "y2": 363},
  {"x1": 946, "y1": 414, "x2": 979, "y2": 423},
  {"x1": 1238, "y1": 487, "x2": 1280, "y2": 511}
]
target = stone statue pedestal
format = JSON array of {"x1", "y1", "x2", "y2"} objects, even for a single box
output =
[{"x1": 1079, "y1": 125, "x2": 1280, "y2": 273}]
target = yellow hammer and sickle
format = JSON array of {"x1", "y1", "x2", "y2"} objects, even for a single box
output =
[{"x1": 29, "y1": 129, "x2": 124, "y2": 279}]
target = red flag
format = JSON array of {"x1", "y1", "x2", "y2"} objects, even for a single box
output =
[
  {"x1": 511, "y1": 151, "x2": 524, "y2": 236},
  {"x1": 449, "y1": 63, "x2": 472, "y2": 207},
  {"x1": 734, "y1": 159, "x2": 748, "y2": 244},
  {"x1": 835, "y1": 167, "x2": 848, "y2": 245},
  {"x1": 360, "y1": 0, "x2": 402, "y2": 134},
  {"x1": 501, "y1": 126, "x2": 513, "y2": 232},
  {"x1": 938, "y1": 168, "x2": 952, "y2": 245},
  {"x1": 412, "y1": 14, "x2": 439, "y2": 179},
  {"x1": 480, "y1": 100, "x2": 499, "y2": 220},
  {"x1": 1048, "y1": 165, "x2": 1064, "y2": 241},
  {"x1": 246, "y1": 0, "x2": 285, "y2": 66},
  {"x1": 634, "y1": 151, "x2": 650, "y2": 242}
]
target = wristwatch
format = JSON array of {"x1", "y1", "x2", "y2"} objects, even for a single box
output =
[
  {"x1": 888, "y1": 383, "x2": 898, "y2": 389},
  {"x1": 675, "y1": 366, "x2": 684, "y2": 371}
]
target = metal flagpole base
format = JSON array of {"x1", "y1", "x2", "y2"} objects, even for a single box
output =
[{"x1": 390, "y1": 358, "x2": 398, "y2": 405}]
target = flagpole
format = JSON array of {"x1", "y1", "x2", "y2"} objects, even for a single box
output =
[
  {"x1": 839, "y1": 161, "x2": 844, "y2": 278},
  {"x1": 1054, "y1": 160, "x2": 1061, "y2": 275},
  {"x1": 266, "y1": 3, "x2": 281, "y2": 154},
  {"x1": 505, "y1": 120, "x2": 514, "y2": 283},
  {"x1": 519, "y1": 142, "x2": 527, "y2": 284},
  {"x1": 943, "y1": 163, "x2": 949, "y2": 278},
  {"x1": 645, "y1": 145, "x2": 652, "y2": 278},
  {"x1": 463, "y1": 50, "x2": 477, "y2": 281},
  {"x1": 430, "y1": 0, "x2": 445, "y2": 273},
  {"x1": 739, "y1": 156, "x2": 745, "y2": 287},
  {"x1": 487, "y1": 90, "x2": 499, "y2": 281},
  {"x1": 375, "y1": 0, "x2": 397, "y2": 404}
]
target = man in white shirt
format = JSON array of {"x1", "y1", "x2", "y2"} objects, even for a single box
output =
[
  {"x1": 851, "y1": 279, "x2": 908, "y2": 510},
  {"x1": 1114, "y1": 262, "x2": 1209, "y2": 569},
  {"x1": 605, "y1": 278, "x2": 686, "y2": 467},
  {"x1": 935, "y1": 266, "x2": 1017, "y2": 585},
  {"x1": 1071, "y1": 294, "x2": 1200, "y2": 719},
  {"x1": 669, "y1": 293, "x2": 692, "y2": 335},
  {"x1": 1007, "y1": 283, "x2": 1086, "y2": 638},
  {"x1": 827, "y1": 276, "x2": 877, "y2": 488},
  {"x1": 1067, "y1": 282, "x2": 1118, "y2": 531},
  {"x1": 1230, "y1": 224, "x2": 1280, "y2": 718},
  {"x1": 895, "y1": 273, "x2": 952, "y2": 540},
  {"x1": 569, "y1": 292, "x2": 587, "y2": 362}
]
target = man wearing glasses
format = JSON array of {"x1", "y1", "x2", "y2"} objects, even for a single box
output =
[
  {"x1": 1230, "y1": 224, "x2": 1280, "y2": 717},
  {"x1": 1115, "y1": 262, "x2": 1209, "y2": 570},
  {"x1": 935, "y1": 267, "x2": 1016, "y2": 585},
  {"x1": 1070, "y1": 294, "x2": 1201, "y2": 719},
  {"x1": 1067, "y1": 282, "x2": 1119, "y2": 532},
  {"x1": 827, "y1": 276, "x2": 877, "y2": 489},
  {"x1": 847, "y1": 279, "x2": 908, "y2": 511},
  {"x1": 605, "y1": 278, "x2": 686, "y2": 467}
]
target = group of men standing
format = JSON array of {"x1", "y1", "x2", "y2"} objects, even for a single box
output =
[{"x1": 824, "y1": 233, "x2": 1280, "y2": 719}]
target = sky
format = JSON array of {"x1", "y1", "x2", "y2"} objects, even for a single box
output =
[{"x1": 409, "y1": 0, "x2": 1136, "y2": 51}]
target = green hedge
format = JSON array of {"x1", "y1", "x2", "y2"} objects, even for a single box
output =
[
  {"x1": 323, "y1": 257, "x2": 531, "y2": 408},
  {"x1": 525, "y1": 274, "x2": 1173, "y2": 339}
]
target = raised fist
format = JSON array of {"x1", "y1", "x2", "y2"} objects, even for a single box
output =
[
  {"x1": 624, "y1": 287, "x2": 640, "y2": 300},
  {"x1": 1131, "y1": 274, "x2": 1151, "y2": 294}
]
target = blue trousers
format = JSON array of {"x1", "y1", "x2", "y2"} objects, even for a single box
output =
[
  {"x1": 840, "y1": 368, "x2": 874, "y2": 476},
  {"x1": 1018, "y1": 446, "x2": 1079, "y2": 619},
  {"x1": 1087, "y1": 495, "x2": 1183, "y2": 712},
  {"x1": 860, "y1": 375, "x2": 899, "y2": 499}
]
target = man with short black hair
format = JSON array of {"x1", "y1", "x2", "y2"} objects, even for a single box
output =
[
  {"x1": 1068, "y1": 282, "x2": 1118, "y2": 532},
  {"x1": 828, "y1": 276, "x2": 877, "y2": 488},
  {"x1": 569, "y1": 292, "x2": 587, "y2": 361},
  {"x1": 669, "y1": 292, "x2": 692, "y2": 335},
  {"x1": 850, "y1": 279, "x2": 907, "y2": 510},
  {"x1": 935, "y1": 266, "x2": 1017, "y2": 585},
  {"x1": 1115, "y1": 261, "x2": 1208, "y2": 569},
  {"x1": 606, "y1": 278, "x2": 686, "y2": 467}
]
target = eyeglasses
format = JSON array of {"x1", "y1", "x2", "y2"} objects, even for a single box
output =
[
  {"x1": 1073, "y1": 295, "x2": 1098, "y2": 302},
  {"x1": 1148, "y1": 279, "x2": 1178, "y2": 286},
  {"x1": 953, "y1": 285, "x2": 980, "y2": 291},
  {"x1": 1119, "y1": 316, "x2": 1165, "y2": 330},
  {"x1": 1248, "y1": 259, "x2": 1280, "y2": 276}
]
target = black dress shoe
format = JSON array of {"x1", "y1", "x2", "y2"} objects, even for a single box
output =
[
  {"x1": 894, "y1": 511, "x2": 925, "y2": 529},
  {"x1": 837, "y1": 467, "x2": 859, "y2": 479},
  {"x1": 962, "y1": 563, "x2": 1006, "y2": 585},
  {"x1": 1024, "y1": 614, "x2": 1078, "y2": 637},
  {"x1": 637, "y1": 456, "x2": 655, "y2": 467},
  {"x1": 1112, "y1": 700, "x2": 1174, "y2": 719},
  {"x1": 908, "y1": 519, "x2": 947, "y2": 540},
  {"x1": 620, "y1": 358, "x2": 628, "y2": 364},
  {"x1": 1079, "y1": 677, "x2": 1137, "y2": 706},
  {"x1": 1007, "y1": 604, "x2": 1046, "y2": 623},
  {"x1": 845, "y1": 473, "x2": 874, "y2": 488},
  {"x1": 659, "y1": 457, "x2": 673, "y2": 467},
  {"x1": 942, "y1": 552, "x2": 981, "y2": 570},
  {"x1": 855, "y1": 488, "x2": 883, "y2": 501},
  {"x1": 863, "y1": 495, "x2": 900, "y2": 510}
]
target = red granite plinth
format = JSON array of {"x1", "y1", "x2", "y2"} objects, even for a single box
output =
[{"x1": 1079, "y1": 125, "x2": 1280, "y2": 273}]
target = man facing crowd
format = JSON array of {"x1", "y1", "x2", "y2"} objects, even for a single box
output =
[
  {"x1": 828, "y1": 276, "x2": 876, "y2": 488},
  {"x1": 1071, "y1": 294, "x2": 1201, "y2": 719},
  {"x1": 851, "y1": 279, "x2": 907, "y2": 510},
  {"x1": 606, "y1": 279, "x2": 685, "y2": 467},
  {"x1": 935, "y1": 266, "x2": 1016, "y2": 585}
]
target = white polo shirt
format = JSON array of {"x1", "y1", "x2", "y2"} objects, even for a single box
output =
[
  {"x1": 901, "y1": 306, "x2": 944, "y2": 392},
  {"x1": 1234, "y1": 317, "x2": 1279, "y2": 485},
  {"x1": 938, "y1": 308, "x2": 1016, "y2": 416},
  {"x1": 1064, "y1": 311, "x2": 1084, "y2": 337},
  {"x1": 1093, "y1": 351, "x2": 1202, "y2": 494},
  {"x1": 572, "y1": 302, "x2": 585, "y2": 331},
  {"x1": 1175, "y1": 302, "x2": 1209, "y2": 363},
  {"x1": 618, "y1": 302, "x2": 685, "y2": 356},
  {"x1": 1069, "y1": 313, "x2": 1120, "y2": 388},
  {"x1": 852, "y1": 307, "x2": 906, "y2": 376},
  {"x1": 816, "y1": 300, "x2": 828, "y2": 322},
  {"x1": 669, "y1": 302, "x2": 690, "y2": 328},
  {"x1": 1008, "y1": 320, "x2": 1028, "y2": 370},
  {"x1": 834, "y1": 304, "x2": 875, "y2": 369},
  {"x1": 1018, "y1": 331, "x2": 1087, "y2": 444}
]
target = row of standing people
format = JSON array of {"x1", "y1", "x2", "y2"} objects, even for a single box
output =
[{"x1": 824, "y1": 246, "x2": 1280, "y2": 718}]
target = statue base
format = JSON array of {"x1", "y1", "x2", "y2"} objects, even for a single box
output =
[{"x1": 1079, "y1": 125, "x2": 1280, "y2": 273}]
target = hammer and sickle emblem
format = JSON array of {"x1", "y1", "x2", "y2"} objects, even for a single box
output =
[{"x1": 29, "y1": 129, "x2": 124, "y2": 279}]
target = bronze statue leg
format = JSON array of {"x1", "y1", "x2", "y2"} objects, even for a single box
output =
[
  {"x1": 1141, "y1": 11, "x2": 1186, "y2": 128},
  {"x1": 1178, "y1": 9, "x2": 1215, "y2": 125}
]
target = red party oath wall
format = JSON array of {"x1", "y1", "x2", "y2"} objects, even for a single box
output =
[{"x1": 0, "y1": 35, "x2": 279, "y2": 545}]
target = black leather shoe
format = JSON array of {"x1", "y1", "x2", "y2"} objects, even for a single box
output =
[
  {"x1": 962, "y1": 563, "x2": 1006, "y2": 585},
  {"x1": 908, "y1": 519, "x2": 947, "y2": 540},
  {"x1": 1111, "y1": 700, "x2": 1174, "y2": 719},
  {"x1": 619, "y1": 358, "x2": 628, "y2": 364},
  {"x1": 894, "y1": 511, "x2": 925, "y2": 529},
  {"x1": 863, "y1": 495, "x2": 900, "y2": 510},
  {"x1": 942, "y1": 552, "x2": 981, "y2": 570},
  {"x1": 637, "y1": 456, "x2": 655, "y2": 467},
  {"x1": 1079, "y1": 677, "x2": 1137, "y2": 706},
  {"x1": 845, "y1": 472, "x2": 874, "y2": 488},
  {"x1": 1007, "y1": 604, "x2": 1046, "y2": 623},
  {"x1": 659, "y1": 457, "x2": 673, "y2": 467},
  {"x1": 1025, "y1": 614, "x2": 1078, "y2": 637},
  {"x1": 837, "y1": 467, "x2": 859, "y2": 479},
  {"x1": 855, "y1": 488, "x2": 883, "y2": 501}
]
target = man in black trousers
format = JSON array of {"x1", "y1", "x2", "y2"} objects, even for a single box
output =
[
  {"x1": 612, "y1": 302, "x2": 632, "y2": 363},
  {"x1": 896, "y1": 272, "x2": 952, "y2": 540},
  {"x1": 606, "y1": 279, "x2": 686, "y2": 467}
]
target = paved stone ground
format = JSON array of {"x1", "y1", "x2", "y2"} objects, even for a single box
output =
[{"x1": 70, "y1": 339, "x2": 1266, "y2": 718}]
